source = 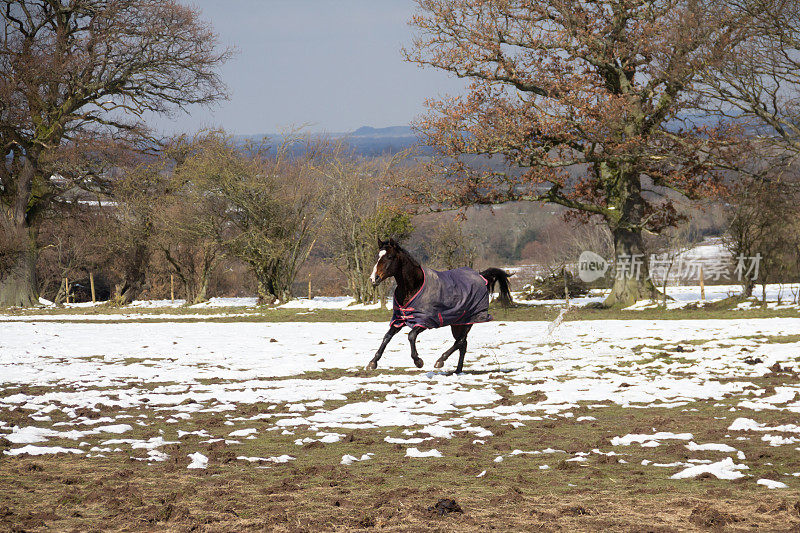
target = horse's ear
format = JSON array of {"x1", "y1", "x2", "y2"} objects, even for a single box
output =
[
  {"x1": 388, "y1": 238, "x2": 398, "y2": 247},
  {"x1": 377, "y1": 237, "x2": 385, "y2": 248}
]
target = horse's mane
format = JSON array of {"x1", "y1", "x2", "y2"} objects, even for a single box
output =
[{"x1": 389, "y1": 243, "x2": 421, "y2": 269}]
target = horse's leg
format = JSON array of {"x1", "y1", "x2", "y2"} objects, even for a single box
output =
[
  {"x1": 434, "y1": 325, "x2": 467, "y2": 369},
  {"x1": 366, "y1": 324, "x2": 401, "y2": 370},
  {"x1": 408, "y1": 326, "x2": 425, "y2": 368},
  {"x1": 454, "y1": 325, "x2": 473, "y2": 374}
]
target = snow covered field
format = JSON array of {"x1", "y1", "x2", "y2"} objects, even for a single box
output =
[
  {"x1": 3, "y1": 309, "x2": 800, "y2": 530},
  {"x1": 2, "y1": 315, "x2": 799, "y2": 482}
]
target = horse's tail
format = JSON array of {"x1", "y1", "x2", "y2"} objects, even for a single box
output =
[{"x1": 481, "y1": 267, "x2": 513, "y2": 307}]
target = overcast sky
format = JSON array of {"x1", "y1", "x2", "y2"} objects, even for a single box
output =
[{"x1": 149, "y1": 0, "x2": 466, "y2": 135}]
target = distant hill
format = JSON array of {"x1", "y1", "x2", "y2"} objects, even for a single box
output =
[
  {"x1": 343, "y1": 125, "x2": 426, "y2": 155},
  {"x1": 351, "y1": 126, "x2": 415, "y2": 137},
  {"x1": 235, "y1": 125, "x2": 431, "y2": 157}
]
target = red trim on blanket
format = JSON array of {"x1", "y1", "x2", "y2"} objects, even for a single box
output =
[{"x1": 394, "y1": 268, "x2": 426, "y2": 312}]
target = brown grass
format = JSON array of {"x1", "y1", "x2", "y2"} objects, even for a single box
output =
[
  {"x1": 1, "y1": 453, "x2": 798, "y2": 532},
  {"x1": 3, "y1": 385, "x2": 800, "y2": 532}
]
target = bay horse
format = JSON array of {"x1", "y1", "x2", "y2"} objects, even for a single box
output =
[{"x1": 367, "y1": 238, "x2": 512, "y2": 373}]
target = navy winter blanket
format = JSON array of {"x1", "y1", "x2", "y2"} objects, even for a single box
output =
[{"x1": 391, "y1": 267, "x2": 492, "y2": 329}]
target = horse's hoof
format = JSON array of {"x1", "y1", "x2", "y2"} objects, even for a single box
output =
[
  {"x1": 434, "y1": 360, "x2": 444, "y2": 369},
  {"x1": 366, "y1": 361, "x2": 377, "y2": 371},
  {"x1": 413, "y1": 358, "x2": 424, "y2": 369}
]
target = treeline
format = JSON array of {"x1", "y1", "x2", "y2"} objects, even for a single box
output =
[
  {"x1": 15, "y1": 122, "x2": 800, "y2": 306},
  {"x1": 37, "y1": 132, "x2": 569, "y2": 305},
  {"x1": 36, "y1": 138, "x2": 800, "y2": 307},
  {"x1": 35, "y1": 133, "x2": 420, "y2": 305}
]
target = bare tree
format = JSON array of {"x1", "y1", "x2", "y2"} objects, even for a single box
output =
[
  {"x1": 649, "y1": 227, "x2": 695, "y2": 306},
  {"x1": 724, "y1": 168, "x2": 800, "y2": 299},
  {"x1": 37, "y1": 203, "x2": 107, "y2": 304},
  {"x1": 320, "y1": 149, "x2": 414, "y2": 303},
  {"x1": 0, "y1": 0, "x2": 230, "y2": 306},
  {"x1": 423, "y1": 219, "x2": 477, "y2": 271},
  {"x1": 150, "y1": 137, "x2": 229, "y2": 304},
  {"x1": 102, "y1": 162, "x2": 165, "y2": 304},
  {"x1": 181, "y1": 133, "x2": 328, "y2": 304},
  {"x1": 154, "y1": 202, "x2": 220, "y2": 305}
]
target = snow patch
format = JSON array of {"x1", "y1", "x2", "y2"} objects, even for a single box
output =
[
  {"x1": 611, "y1": 432, "x2": 693, "y2": 446},
  {"x1": 757, "y1": 479, "x2": 788, "y2": 489},
  {"x1": 670, "y1": 458, "x2": 748, "y2": 480},
  {"x1": 187, "y1": 452, "x2": 208, "y2": 469},
  {"x1": 405, "y1": 447, "x2": 442, "y2": 458},
  {"x1": 4, "y1": 445, "x2": 84, "y2": 456}
]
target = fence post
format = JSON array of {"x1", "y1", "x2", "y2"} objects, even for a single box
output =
[
  {"x1": 90, "y1": 272, "x2": 96, "y2": 303},
  {"x1": 699, "y1": 265, "x2": 705, "y2": 300},
  {"x1": 308, "y1": 277, "x2": 312, "y2": 300},
  {"x1": 170, "y1": 274, "x2": 175, "y2": 303},
  {"x1": 64, "y1": 277, "x2": 69, "y2": 304}
]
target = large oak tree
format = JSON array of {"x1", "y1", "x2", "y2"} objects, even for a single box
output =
[
  {"x1": 0, "y1": 0, "x2": 229, "y2": 306},
  {"x1": 405, "y1": 0, "x2": 774, "y2": 306}
]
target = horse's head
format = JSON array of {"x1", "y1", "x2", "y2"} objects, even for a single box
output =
[{"x1": 370, "y1": 238, "x2": 401, "y2": 287}]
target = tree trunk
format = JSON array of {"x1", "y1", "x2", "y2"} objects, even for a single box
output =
[
  {"x1": 599, "y1": 165, "x2": 662, "y2": 308},
  {"x1": 742, "y1": 278, "x2": 754, "y2": 298},
  {"x1": 192, "y1": 252, "x2": 216, "y2": 305},
  {"x1": 112, "y1": 279, "x2": 144, "y2": 306},
  {"x1": 257, "y1": 282, "x2": 291, "y2": 305},
  {"x1": 183, "y1": 279, "x2": 195, "y2": 305},
  {"x1": 603, "y1": 225, "x2": 661, "y2": 308},
  {"x1": 186, "y1": 269, "x2": 210, "y2": 305},
  {"x1": 254, "y1": 259, "x2": 297, "y2": 305},
  {"x1": 192, "y1": 277, "x2": 208, "y2": 305},
  {"x1": 1, "y1": 157, "x2": 40, "y2": 308},
  {"x1": 0, "y1": 239, "x2": 38, "y2": 307},
  {"x1": 271, "y1": 272, "x2": 293, "y2": 304},
  {"x1": 256, "y1": 274, "x2": 279, "y2": 305},
  {"x1": 350, "y1": 268, "x2": 377, "y2": 304}
]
